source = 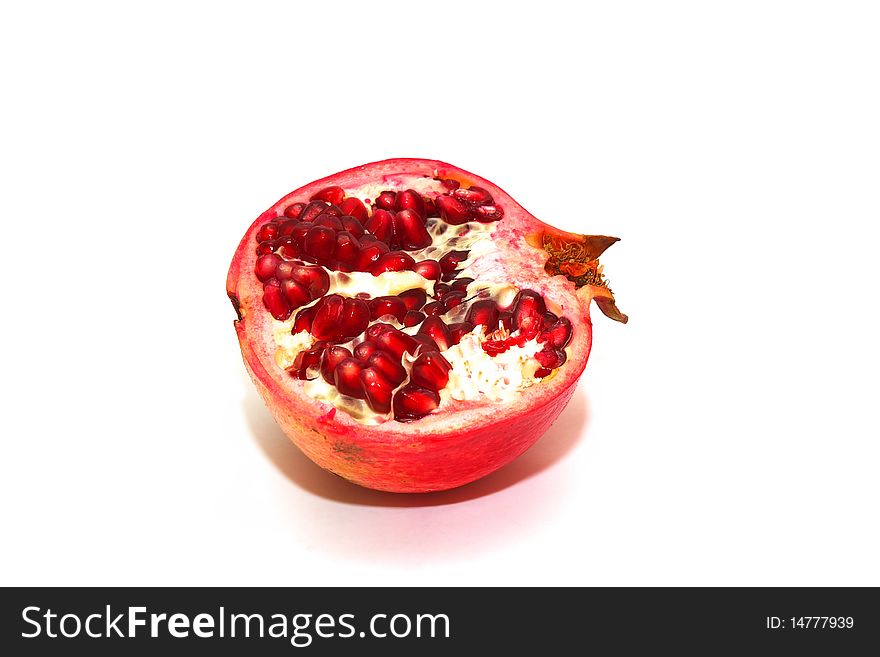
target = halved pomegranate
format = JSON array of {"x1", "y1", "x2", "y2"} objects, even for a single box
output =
[{"x1": 227, "y1": 159, "x2": 626, "y2": 493}]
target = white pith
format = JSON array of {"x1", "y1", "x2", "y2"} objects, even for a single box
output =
[{"x1": 268, "y1": 188, "x2": 569, "y2": 424}]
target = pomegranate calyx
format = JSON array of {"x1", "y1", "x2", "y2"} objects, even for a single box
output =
[{"x1": 526, "y1": 230, "x2": 628, "y2": 324}]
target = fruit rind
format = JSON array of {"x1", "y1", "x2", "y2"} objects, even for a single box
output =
[{"x1": 228, "y1": 158, "x2": 617, "y2": 492}]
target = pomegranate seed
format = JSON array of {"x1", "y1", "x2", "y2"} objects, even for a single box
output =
[
  {"x1": 275, "y1": 261, "x2": 295, "y2": 280},
  {"x1": 453, "y1": 186, "x2": 493, "y2": 205},
  {"x1": 375, "y1": 327, "x2": 419, "y2": 359},
  {"x1": 539, "y1": 317, "x2": 573, "y2": 348},
  {"x1": 424, "y1": 198, "x2": 438, "y2": 218},
  {"x1": 474, "y1": 204, "x2": 504, "y2": 222},
  {"x1": 283, "y1": 202, "x2": 305, "y2": 220},
  {"x1": 310, "y1": 186, "x2": 345, "y2": 206},
  {"x1": 423, "y1": 301, "x2": 444, "y2": 316},
  {"x1": 289, "y1": 264, "x2": 330, "y2": 298},
  {"x1": 368, "y1": 351, "x2": 407, "y2": 386},
  {"x1": 256, "y1": 221, "x2": 279, "y2": 243},
  {"x1": 321, "y1": 345, "x2": 352, "y2": 384},
  {"x1": 435, "y1": 194, "x2": 470, "y2": 225},
  {"x1": 338, "y1": 298, "x2": 370, "y2": 340},
  {"x1": 353, "y1": 340, "x2": 379, "y2": 361},
  {"x1": 278, "y1": 219, "x2": 300, "y2": 237},
  {"x1": 465, "y1": 299, "x2": 499, "y2": 330},
  {"x1": 360, "y1": 367, "x2": 393, "y2": 414},
  {"x1": 433, "y1": 283, "x2": 451, "y2": 298},
  {"x1": 370, "y1": 296, "x2": 407, "y2": 322},
  {"x1": 304, "y1": 225, "x2": 336, "y2": 262},
  {"x1": 369, "y1": 251, "x2": 415, "y2": 276},
  {"x1": 412, "y1": 334, "x2": 439, "y2": 352},
  {"x1": 311, "y1": 295, "x2": 345, "y2": 341},
  {"x1": 498, "y1": 311, "x2": 513, "y2": 331},
  {"x1": 447, "y1": 321, "x2": 475, "y2": 345},
  {"x1": 393, "y1": 384, "x2": 440, "y2": 422},
  {"x1": 289, "y1": 224, "x2": 310, "y2": 248},
  {"x1": 262, "y1": 281, "x2": 292, "y2": 320},
  {"x1": 278, "y1": 237, "x2": 301, "y2": 260},
  {"x1": 293, "y1": 306, "x2": 315, "y2": 333},
  {"x1": 418, "y1": 316, "x2": 452, "y2": 351},
  {"x1": 412, "y1": 259, "x2": 441, "y2": 281},
  {"x1": 543, "y1": 311, "x2": 559, "y2": 324},
  {"x1": 511, "y1": 290, "x2": 547, "y2": 331},
  {"x1": 442, "y1": 290, "x2": 466, "y2": 310},
  {"x1": 403, "y1": 310, "x2": 426, "y2": 327},
  {"x1": 394, "y1": 209, "x2": 432, "y2": 250},
  {"x1": 256, "y1": 241, "x2": 277, "y2": 256},
  {"x1": 437, "y1": 178, "x2": 460, "y2": 191},
  {"x1": 398, "y1": 288, "x2": 427, "y2": 311},
  {"x1": 439, "y1": 250, "x2": 468, "y2": 273},
  {"x1": 334, "y1": 358, "x2": 367, "y2": 399},
  {"x1": 334, "y1": 231, "x2": 361, "y2": 265},
  {"x1": 535, "y1": 347, "x2": 567, "y2": 369},
  {"x1": 339, "y1": 197, "x2": 368, "y2": 223},
  {"x1": 364, "y1": 208, "x2": 395, "y2": 244},
  {"x1": 314, "y1": 214, "x2": 344, "y2": 231},
  {"x1": 425, "y1": 198, "x2": 439, "y2": 219},
  {"x1": 375, "y1": 191, "x2": 397, "y2": 211},
  {"x1": 281, "y1": 280, "x2": 310, "y2": 309},
  {"x1": 394, "y1": 189, "x2": 425, "y2": 217},
  {"x1": 341, "y1": 216, "x2": 365, "y2": 238},
  {"x1": 451, "y1": 277, "x2": 474, "y2": 292},
  {"x1": 518, "y1": 314, "x2": 545, "y2": 338},
  {"x1": 411, "y1": 351, "x2": 451, "y2": 391},
  {"x1": 299, "y1": 201, "x2": 328, "y2": 223},
  {"x1": 254, "y1": 253, "x2": 282, "y2": 282},
  {"x1": 292, "y1": 342, "x2": 326, "y2": 375},
  {"x1": 355, "y1": 241, "x2": 390, "y2": 271},
  {"x1": 534, "y1": 367, "x2": 553, "y2": 378},
  {"x1": 322, "y1": 205, "x2": 343, "y2": 217},
  {"x1": 366, "y1": 322, "x2": 395, "y2": 341}
]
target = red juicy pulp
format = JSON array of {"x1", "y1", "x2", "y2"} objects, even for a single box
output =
[
  {"x1": 248, "y1": 178, "x2": 574, "y2": 422},
  {"x1": 227, "y1": 158, "x2": 625, "y2": 492}
]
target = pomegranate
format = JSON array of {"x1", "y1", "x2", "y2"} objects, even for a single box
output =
[{"x1": 227, "y1": 159, "x2": 626, "y2": 493}]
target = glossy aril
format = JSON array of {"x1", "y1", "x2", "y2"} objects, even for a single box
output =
[
  {"x1": 418, "y1": 316, "x2": 452, "y2": 351},
  {"x1": 435, "y1": 194, "x2": 470, "y2": 225},
  {"x1": 394, "y1": 209, "x2": 432, "y2": 250},
  {"x1": 395, "y1": 189, "x2": 426, "y2": 218},
  {"x1": 370, "y1": 296, "x2": 407, "y2": 322},
  {"x1": 410, "y1": 352, "x2": 452, "y2": 391},
  {"x1": 262, "y1": 280, "x2": 291, "y2": 320},
  {"x1": 334, "y1": 358, "x2": 367, "y2": 399},
  {"x1": 321, "y1": 346, "x2": 351, "y2": 385},
  {"x1": 368, "y1": 351, "x2": 407, "y2": 386},
  {"x1": 412, "y1": 259, "x2": 441, "y2": 280},
  {"x1": 310, "y1": 186, "x2": 345, "y2": 205},
  {"x1": 465, "y1": 299, "x2": 499, "y2": 330},
  {"x1": 360, "y1": 367, "x2": 393, "y2": 414},
  {"x1": 393, "y1": 384, "x2": 440, "y2": 422},
  {"x1": 375, "y1": 191, "x2": 396, "y2": 211},
  {"x1": 398, "y1": 288, "x2": 427, "y2": 311},
  {"x1": 254, "y1": 254, "x2": 281, "y2": 282},
  {"x1": 369, "y1": 251, "x2": 415, "y2": 275},
  {"x1": 339, "y1": 197, "x2": 368, "y2": 223},
  {"x1": 365, "y1": 209, "x2": 394, "y2": 244}
]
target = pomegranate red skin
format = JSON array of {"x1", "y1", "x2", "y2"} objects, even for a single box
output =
[{"x1": 228, "y1": 159, "x2": 619, "y2": 493}]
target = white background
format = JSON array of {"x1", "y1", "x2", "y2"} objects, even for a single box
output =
[{"x1": 1, "y1": 1, "x2": 878, "y2": 586}]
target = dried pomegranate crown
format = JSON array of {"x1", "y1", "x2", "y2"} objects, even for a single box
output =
[{"x1": 228, "y1": 159, "x2": 624, "y2": 492}]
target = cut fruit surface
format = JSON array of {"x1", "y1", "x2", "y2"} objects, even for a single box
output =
[{"x1": 228, "y1": 159, "x2": 625, "y2": 492}]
